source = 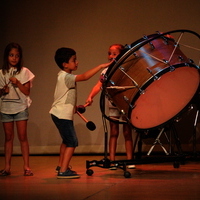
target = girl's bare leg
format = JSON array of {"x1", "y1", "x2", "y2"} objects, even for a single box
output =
[
  {"x1": 16, "y1": 120, "x2": 31, "y2": 170},
  {"x1": 3, "y1": 122, "x2": 14, "y2": 172}
]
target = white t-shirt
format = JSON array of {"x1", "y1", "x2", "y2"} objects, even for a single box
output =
[
  {"x1": 0, "y1": 67, "x2": 35, "y2": 114},
  {"x1": 101, "y1": 67, "x2": 121, "y2": 117},
  {"x1": 101, "y1": 68, "x2": 108, "y2": 76},
  {"x1": 49, "y1": 70, "x2": 77, "y2": 120}
]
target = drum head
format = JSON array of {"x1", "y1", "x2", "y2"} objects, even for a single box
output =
[{"x1": 130, "y1": 66, "x2": 199, "y2": 129}]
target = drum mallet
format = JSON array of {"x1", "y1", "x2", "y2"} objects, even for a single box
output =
[{"x1": 76, "y1": 111, "x2": 96, "y2": 131}]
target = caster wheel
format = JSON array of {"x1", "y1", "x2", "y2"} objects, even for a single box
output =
[
  {"x1": 124, "y1": 171, "x2": 131, "y2": 178},
  {"x1": 173, "y1": 161, "x2": 180, "y2": 168},
  {"x1": 86, "y1": 169, "x2": 94, "y2": 176}
]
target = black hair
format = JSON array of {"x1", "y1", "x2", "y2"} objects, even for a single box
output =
[
  {"x1": 2, "y1": 42, "x2": 23, "y2": 74},
  {"x1": 54, "y1": 47, "x2": 76, "y2": 69}
]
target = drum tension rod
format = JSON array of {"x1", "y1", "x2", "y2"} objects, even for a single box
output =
[
  {"x1": 123, "y1": 96, "x2": 135, "y2": 109},
  {"x1": 161, "y1": 36, "x2": 169, "y2": 45},
  {"x1": 119, "y1": 66, "x2": 144, "y2": 94},
  {"x1": 143, "y1": 35, "x2": 155, "y2": 49},
  {"x1": 170, "y1": 66, "x2": 175, "y2": 72},
  {"x1": 146, "y1": 68, "x2": 159, "y2": 80},
  {"x1": 125, "y1": 44, "x2": 131, "y2": 49},
  {"x1": 133, "y1": 52, "x2": 138, "y2": 58},
  {"x1": 109, "y1": 79, "x2": 115, "y2": 85},
  {"x1": 189, "y1": 59, "x2": 194, "y2": 63},
  {"x1": 178, "y1": 56, "x2": 184, "y2": 61},
  {"x1": 155, "y1": 31, "x2": 172, "y2": 45},
  {"x1": 162, "y1": 60, "x2": 175, "y2": 72}
]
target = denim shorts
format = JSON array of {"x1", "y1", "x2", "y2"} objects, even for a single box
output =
[
  {"x1": 51, "y1": 114, "x2": 78, "y2": 147},
  {"x1": 0, "y1": 109, "x2": 29, "y2": 122}
]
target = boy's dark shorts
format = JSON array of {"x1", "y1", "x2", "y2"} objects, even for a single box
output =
[{"x1": 51, "y1": 114, "x2": 78, "y2": 147}]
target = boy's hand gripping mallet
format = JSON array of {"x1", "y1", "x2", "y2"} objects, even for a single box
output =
[{"x1": 76, "y1": 103, "x2": 90, "y2": 114}]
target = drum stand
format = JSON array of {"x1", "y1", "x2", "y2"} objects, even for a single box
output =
[
  {"x1": 191, "y1": 108, "x2": 199, "y2": 159},
  {"x1": 86, "y1": 115, "x2": 185, "y2": 178},
  {"x1": 86, "y1": 115, "x2": 134, "y2": 178},
  {"x1": 146, "y1": 127, "x2": 170, "y2": 156},
  {"x1": 135, "y1": 120, "x2": 184, "y2": 163}
]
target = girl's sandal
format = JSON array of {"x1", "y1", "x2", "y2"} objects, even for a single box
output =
[
  {"x1": 55, "y1": 166, "x2": 61, "y2": 173},
  {"x1": 0, "y1": 170, "x2": 11, "y2": 176},
  {"x1": 24, "y1": 169, "x2": 33, "y2": 176}
]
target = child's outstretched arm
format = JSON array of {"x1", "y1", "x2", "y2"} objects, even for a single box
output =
[
  {"x1": 85, "y1": 80, "x2": 102, "y2": 105},
  {"x1": 75, "y1": 60, "x2": 113, "y2": 82}
]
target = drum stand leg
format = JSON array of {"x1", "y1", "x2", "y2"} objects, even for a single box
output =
[
  {"x1": 86, "y1": 115, "x2": 110, "y2": 169},
  {"x1": 147, "y1": 128, "x2": 169, "y2": 156},
  {"x1": 144, "y1": 122, "x2": 183, "y2": 156},
  {"x1": 189, "y1": 88, "x2": 200, "y2": 160},
  {"x1": 191, "y1": 107, "x2": 200, "y2": 159},
  {"x1": 167, "y1": 122, "x2": 183, "y2": 156},
  {"x1": 137, "y1": 123, "x2": 182, "y2": 157}
]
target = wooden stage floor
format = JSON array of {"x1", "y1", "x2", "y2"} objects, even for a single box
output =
[{"x1": 0, "y1": 155, "x2": 200, "y2": 200}]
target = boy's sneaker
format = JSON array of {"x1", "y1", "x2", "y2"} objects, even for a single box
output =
[
  {"x1": 57, "y1": 169, "x2": 80, "y2": 179},
  {"x1": 55, "y1": 165, "x2": 73, "y2": 173}
]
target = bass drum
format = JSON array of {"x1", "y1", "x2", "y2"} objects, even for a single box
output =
[{"x1": 103, "y1": 30, "x2": 200, "y2": 130}]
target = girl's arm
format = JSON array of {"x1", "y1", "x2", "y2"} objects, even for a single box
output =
[
  {"x1": 9, "y1": 77, "x2": 30, "y2": 96},
  {"x1": 86, "y1": 80, "x2": 102, "y2": 105}
]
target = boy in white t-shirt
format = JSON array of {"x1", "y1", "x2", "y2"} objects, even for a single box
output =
[{"x1": 50, "y1": 47, "x2": 112, "y2": 179}]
